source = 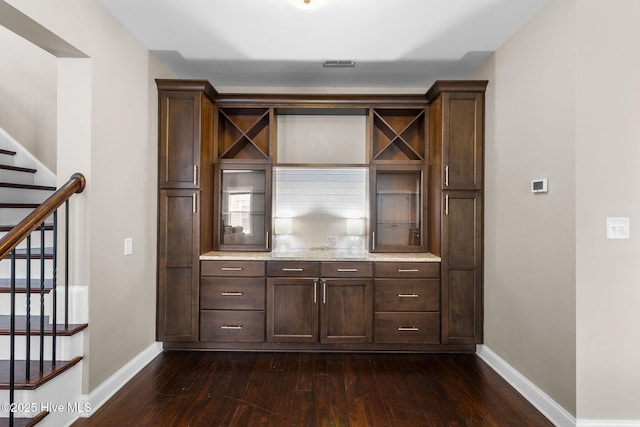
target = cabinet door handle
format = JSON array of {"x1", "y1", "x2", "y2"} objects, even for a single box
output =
[
  {"x1": 192, "y1": 193, "x2": 198, "y2": 213},
  {"x1": 266, "y1": 231, "x2": 270, "y2": 250},
  {"x1": 372, "y1": 231, "x2": 376, "y2": 251},
  {"x1": 398, "y1": 326, "x2": 419, "y2": 332},
  {"x1": 397, "y1": 293, "x2": 419, "y2": 298},
  {"x1": 313, "y1": 281, "x2": 317, "y2": 304},
  {"x1": 193, "y1": 165, "x2": 199, "y2": 186},
  {"x1": 444, "y1": 165, "x2": 449, "y2": 187},
  {"x1": 221, "y1": 291, "x2": 243, "y2": 296},
  {"x1": 337, "y1": 268, "x2": 358, "y2": 272},
  {"x1": 445, "y1": 194, "x2": 449, "y2": 215},
  {"x1": 282, "y1": 268, "x2": 304, "y2": 272},
  {"x1": 221, "y1": 325, "x2": 242, "y2": 330},
  {"x1": 221, "y1": 267, "x2": 243, "y2": 271},
  {"x1": 397, "y1": 269, "x2": 420, "y2": 273},
  {"x1": 322, "y1": 280, "x2": 327, "y2": 304}
]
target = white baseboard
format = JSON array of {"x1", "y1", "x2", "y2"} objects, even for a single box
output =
[
  {"x1": 476, "y1": 344, "x2": 577, "y2": 427},
  {"x1": 77, "y1": 341, "x2": 162, "y2": 418},
  {"x1": 577, "y1": 422, "x2": 640, "y2": 427}
]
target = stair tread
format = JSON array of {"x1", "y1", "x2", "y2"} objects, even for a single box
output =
[
  {"x1": 0, "y1": 164, "x2": 37, "y2": 174},
  {"x1": 0, "y1": 224, "x2": 53, "y2": 232},
  {"x1": 0, "y1": 356, "x2": 82, "y2": 390},
  {"x1": 0, "y1": 412, "x2": 48, "y2": 427},
  {"x1": 0, "y1": 182, "x2": 55, "y2": 191},
  {"x1": 0, "y1": 149, "x2": 16, "y2": 156},
  {"x1": 0, "y1": 203, "x2": 40, "y2": 209},
  {"x1": 0, "y1": 279, "x2": 53, "y2": 293},
  {"x1": 1, "y1": 247, "x2": 54, "y2": 260},
  {"x1": 0, "y1": 315, "x2": 87, "y2": 336}
]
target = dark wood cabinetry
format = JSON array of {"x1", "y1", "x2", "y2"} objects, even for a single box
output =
[
  {"x1": 156, "y1": 80, "x2": 215, "y2": 342},
  {"x1": 371, "y1": 108, "x2": 427, "y2": 162},
  {"x1": 427, "y1": 81, "x2": 487, "y2": 345},
  {"x1": 214, "y1": 163, "x2": 272, "y2": 251},
  {"x1": 267, "y1": 261, "x2": 373, "y2": 344},
  {"x1": 441, "y1": 191, "x2": 483, "y2": 344},
  {"x1": 200, "y1": 260, "x2": 266, "y2": 342},
  {"x1": 370, "y1": 165, "x2": 427, "y2": 252},
  {"x1": 374, "y1": 262, "x2": 440, "y2": 344},
  {"x1": 428, "y1": 84, "x2": 484, "y2": 191},
  {"x1": 156, "y1": 80, "x2": 486, "y2": 352}
]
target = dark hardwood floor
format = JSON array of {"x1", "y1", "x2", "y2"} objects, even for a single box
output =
[{"x1": 72, "y1": 351, "x2": 553, "y2": 426}]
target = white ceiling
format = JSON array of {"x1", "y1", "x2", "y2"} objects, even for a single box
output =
[{"x1": 96, "y1": 0, "x2": 549, "y2": 92}]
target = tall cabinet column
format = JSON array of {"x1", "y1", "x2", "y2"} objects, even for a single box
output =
[
  {"x1": 427, "y1": 81, "x2": 487, "y2": 345},
  {"x1": 156, "y1": 80, "x2": 216, "y2": 341}
]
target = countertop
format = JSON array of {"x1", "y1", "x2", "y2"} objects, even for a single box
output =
[{"x1": 200, "y1": 249, "x2": 441, "y2": 262}]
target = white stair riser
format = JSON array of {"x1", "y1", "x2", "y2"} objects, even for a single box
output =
[
  {"x1": 0, "y1": 187, "x2": 53, "y2": 204},
  {"x1": 0, "y1": 230, "x2": 53, "y2": 247},
  {"x1": 0, "y1": 332, "x2": 83, "y2": 360},
  {"x1": 0, "y1": 361, "x2": 85, "y2": 425},
  {"x1": 0, "y1": 259, "x2": 54, "y2": 280},
  {"x1": 0, "y1": 287, "x2": 88, "y2": 323},
  {"x1": 0, "y1": 293, "x2": 53, "y2": 317},
  {"x1": 0, "y1": 169, "x2": 35, "y2": 185},
  {"x1": 0, "y1": 153, "x2": 14, "y2": 166}
]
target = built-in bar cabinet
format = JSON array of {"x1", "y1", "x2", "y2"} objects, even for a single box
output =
[{"x1": 156, "y1": 80, "x2": 487, "y2": 352}]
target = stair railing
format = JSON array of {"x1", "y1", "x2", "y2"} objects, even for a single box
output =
[{"x1": 0, "y1": 173, "x2": 85, "y2": 426}]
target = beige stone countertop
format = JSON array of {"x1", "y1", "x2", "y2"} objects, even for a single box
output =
[{"x1": 200, "y1": 250, "x2": 441, "y2": 262}]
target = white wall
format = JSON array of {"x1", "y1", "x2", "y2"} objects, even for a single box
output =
[
  {"x1": 575, "y1": 0, "x2": 640, "y2": 420},
  {"x1": 474, "y1": 0, "x2": 640, "y2": 421},
  {"x1": 3, "y1": 0, "x2": 176, "y2": 393},
  {"x1": 471, "y1": 0, "x2": 577, "y2": 415},
  {"x1": 0, "y1": 23, "x2": 57, "y2": 171}
]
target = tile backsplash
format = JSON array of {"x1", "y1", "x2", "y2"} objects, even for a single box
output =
[{"x1": 273, "y1": 167, "x2": 368, "y2": 251}]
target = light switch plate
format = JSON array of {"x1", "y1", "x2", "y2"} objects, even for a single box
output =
[
  {"x1": 124, "y1": 237, "x2": 133, "y2": 255},
  {"x1": 606, "y1": 217, "x2": 630, "y2": 240}
]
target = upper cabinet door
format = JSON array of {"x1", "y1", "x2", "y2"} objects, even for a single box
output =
[
  {"x1": 159, "y1": 91, "x2": 204, "y2": 189},
  {"x1": 441, "y1": 92, "x2": 484, "y2": 190},
  {"x1": 215, "y1": 164, "x2": 272, "y2": 251}
]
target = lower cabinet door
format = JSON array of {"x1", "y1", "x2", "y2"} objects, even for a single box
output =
[
  {"x1": 320, "y1": 279, "x2": 373, "y2": 344},
  {"x1": 374, "y1": 312, "x2": 440, "y2": 344},
  {"x1": 266, "y1": 278, "x2": 318, "y2": 343},
  {"x1": 200, "y1": 310, "x2": 265, "y2": 342}
]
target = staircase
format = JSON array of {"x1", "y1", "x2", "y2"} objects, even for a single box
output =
[{"x1": 0, "y1": 132, "x2": 87, "y2": 427}]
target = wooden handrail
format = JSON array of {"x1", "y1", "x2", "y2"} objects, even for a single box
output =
[{"x1": 0, "y1": 173, "x2": 86, "y2": 259}]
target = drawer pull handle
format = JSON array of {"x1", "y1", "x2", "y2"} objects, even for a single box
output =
[
  {"x1": 221, "y1": 325, "x2": 243, "y2": 330},
  {"x1": 221, "y1": 267, "x2": 244, "y2": 271},
  {"x1": 397, "y1": 293, "x2": 419, "y2": 298},
  {"x1": 337, "y1": 268, "x2": 358, "y2": 272},
  {"x1": 221, "y1": 292, "x2": 243, "y2": 296},
  {"x1": 282, "y1": 268, "x2": 304, "y2": 272},
  {"x1": 398, "y1": 326, "x2": 419, "y2": 332},
  {"x1": 397, "y1": 269, "x2": 420, "y2": 273}
]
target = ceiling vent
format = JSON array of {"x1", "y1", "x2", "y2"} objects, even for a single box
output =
[{"x1": 322, "y1": 60, "x2": 355, "y2": 68}]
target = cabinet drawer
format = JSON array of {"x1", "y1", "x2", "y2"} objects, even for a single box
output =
[
  {"x1": 201, "y1": 260, "x2": 265, "y2": 277},
  {"x1": 375, "y1": 279, "x2": 439, "y2": 312},
  {"x1": 200, "y1": 310, "x2": 265, "y2": 342},
  {"x1": 200, "y1": 277, "x2": 265, "y2": 310},
  {"x1": 267, "y1": 261, "x2": 320, "y2": 277},
  {"x1": 374, "y1": 312, "x2": 440, "y2": 344},
  {"x1": 374, "y1": 262, "x2": 440, "y2": 278},
  {"x1": 321, "y1": 262, "x2": 372, "y2": 278}
]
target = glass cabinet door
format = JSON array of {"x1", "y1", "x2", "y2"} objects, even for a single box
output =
[
  {"x1": 371, "y1": 167, "x2": 424, "y2": 252},
  {"x1": 218, "y1": 166, "x2": 271, "y2": 250}
]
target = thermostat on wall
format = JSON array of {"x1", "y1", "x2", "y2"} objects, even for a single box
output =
[{"x1": 531, "y1": 178, "x2": 548, "y2": 193}]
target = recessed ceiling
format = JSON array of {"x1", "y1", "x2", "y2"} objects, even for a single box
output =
[{"x1": 96, "y1": 0, "x2": 550, "y2": 92}]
